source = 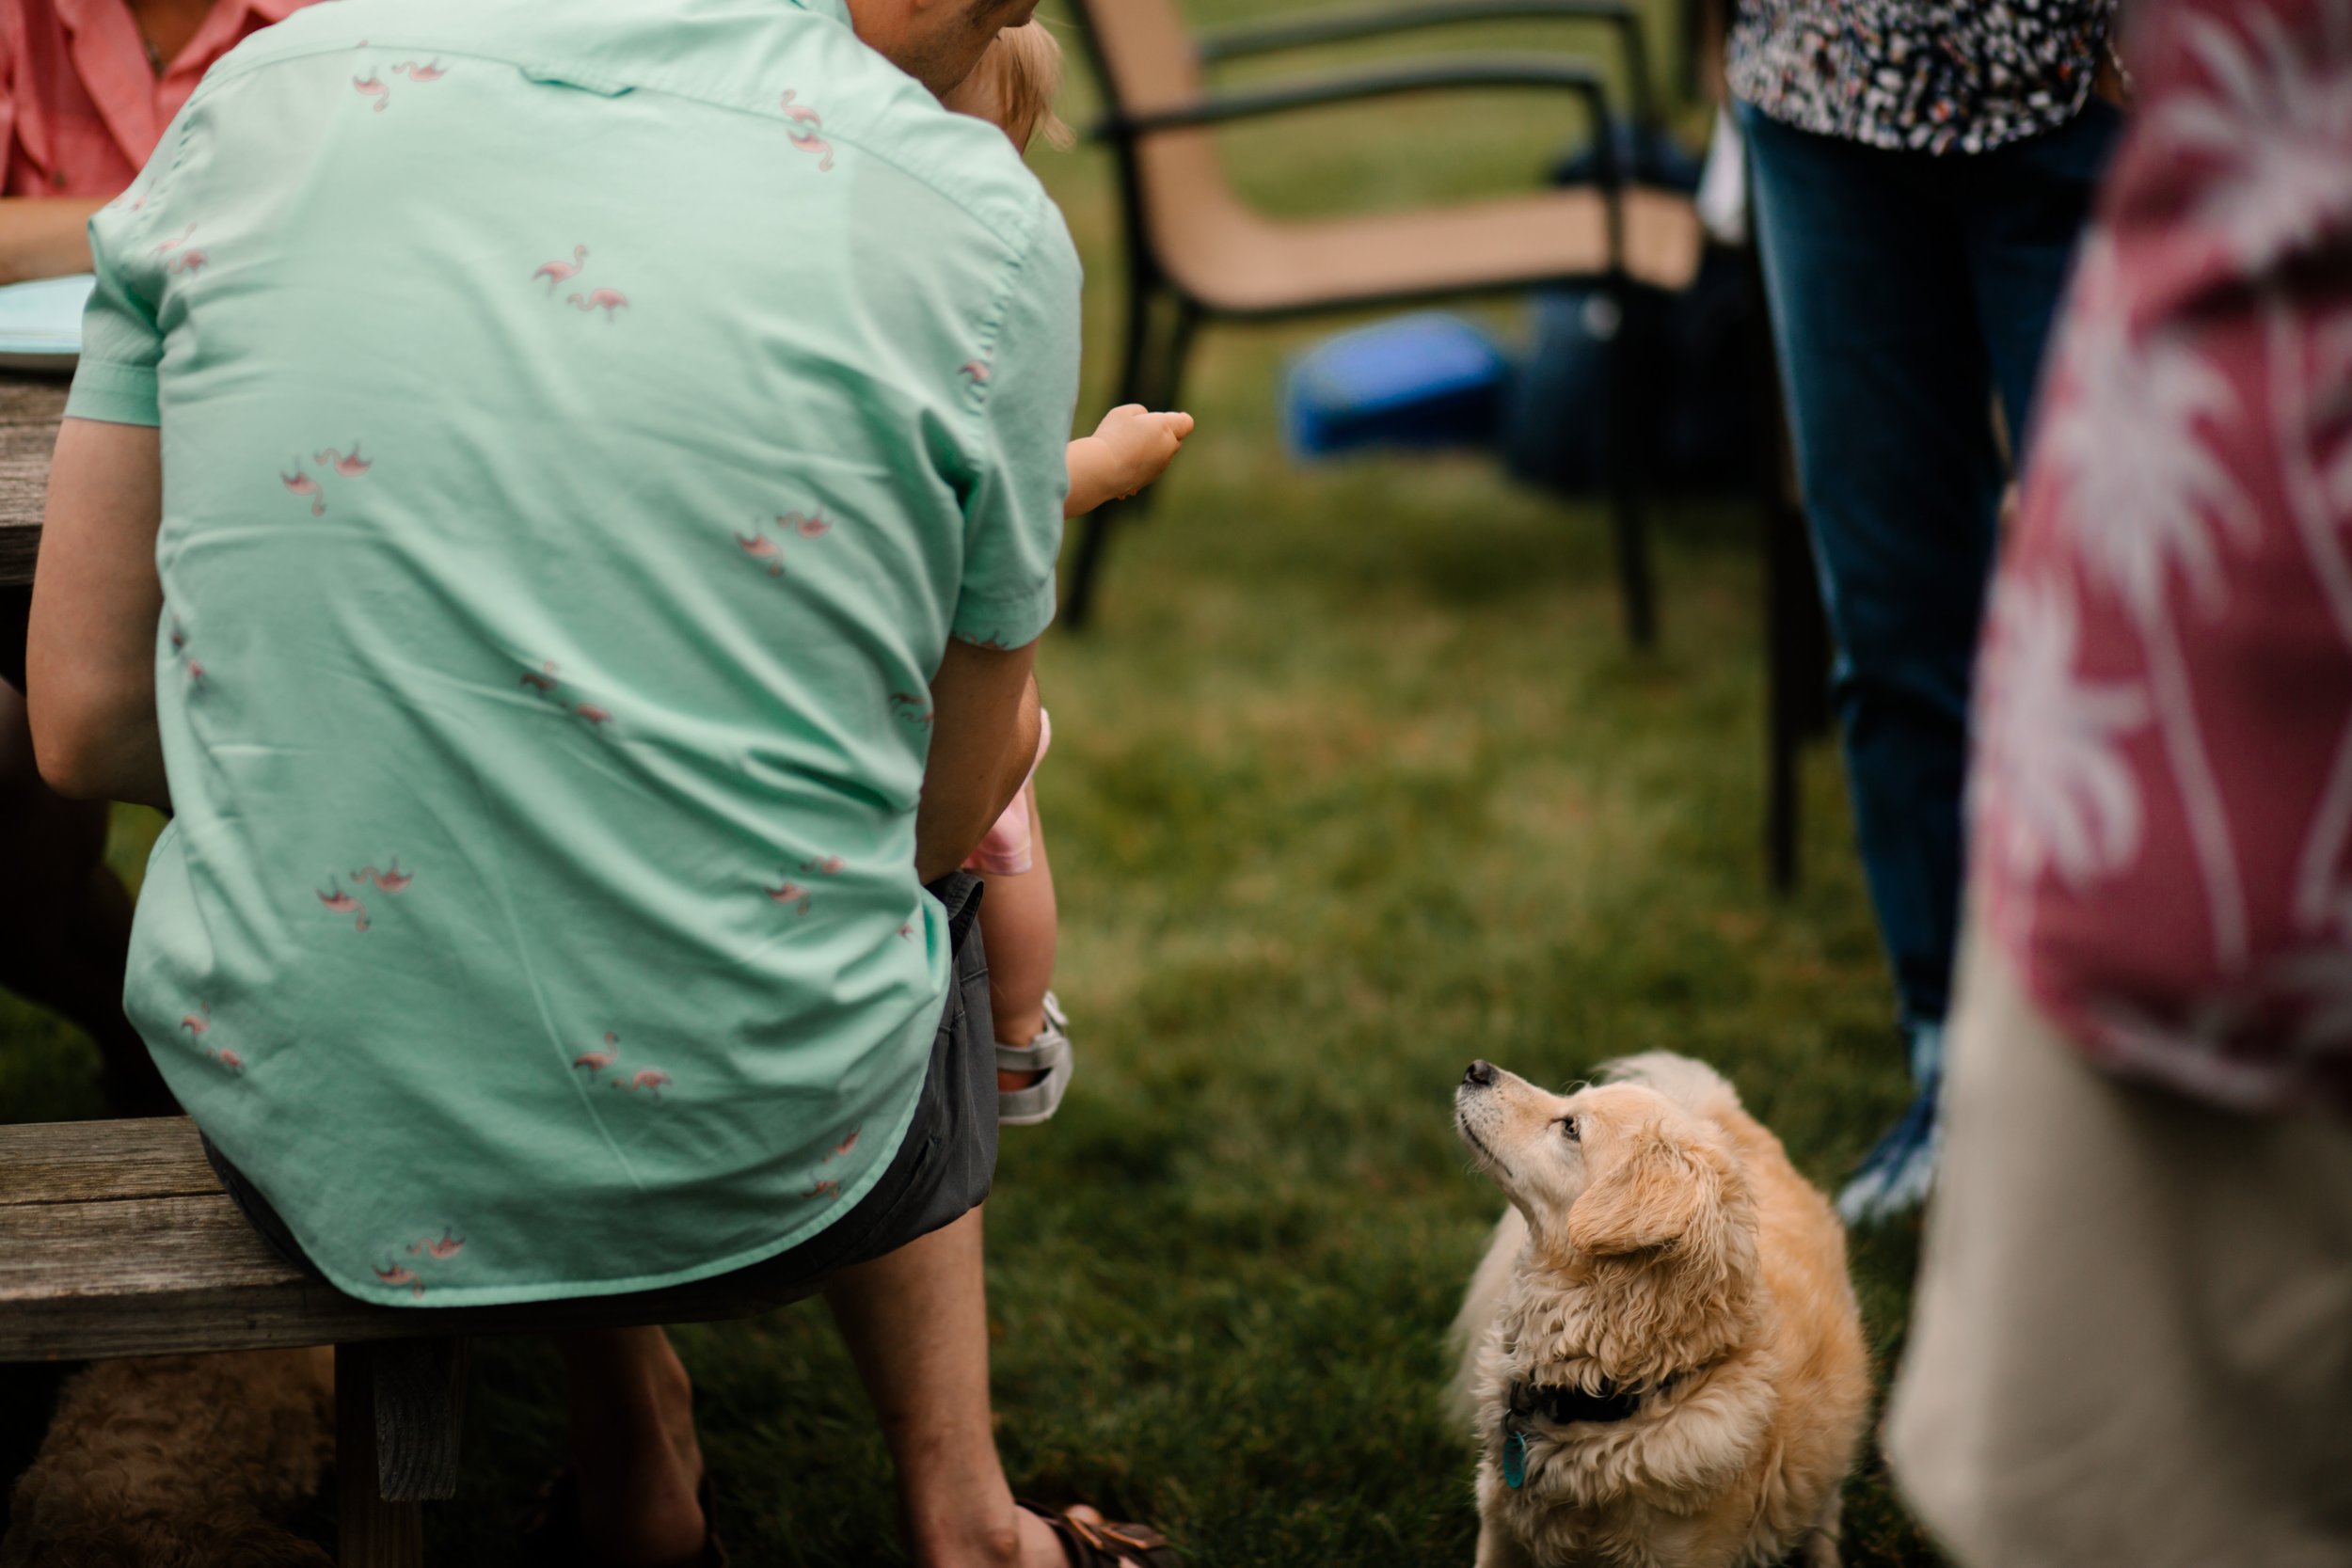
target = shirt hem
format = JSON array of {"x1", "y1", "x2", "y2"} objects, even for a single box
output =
[
  {"x1": 64, "y1": 358, "x2": 161, "y2": 426},
  {"x1": 950, "y1": 577, "x2": 1057, "y2": 650},
  {"x1": 1727, "y1": 72, "x2": 2100, "y2": 156},
  {"x1": 273, "y1": 1046, "x2": 932, "y2": 1310}
]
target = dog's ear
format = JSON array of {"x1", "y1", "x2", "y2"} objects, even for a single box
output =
[{"x1": 1565, "y1": 1126, "x2": 1718, "y2": 1257}]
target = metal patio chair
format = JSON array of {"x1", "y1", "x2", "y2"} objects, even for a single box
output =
[{"x1": 1060, "y1": 0, "x2": 1708, "y2": 639}]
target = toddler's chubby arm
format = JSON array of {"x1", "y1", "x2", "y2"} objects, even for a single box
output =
[{"x1": 1065, "y1": 404, "x2": 1195, "y2": 519}]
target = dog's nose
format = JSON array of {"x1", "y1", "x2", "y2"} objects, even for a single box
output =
[{"x1": 1463, "y1": 1059, "x2": 1497, "y2": 1087}]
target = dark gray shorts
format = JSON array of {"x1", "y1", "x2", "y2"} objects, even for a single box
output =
[{"x1": 204, "y1": 872, "x2": 1000, "y2": 1306}]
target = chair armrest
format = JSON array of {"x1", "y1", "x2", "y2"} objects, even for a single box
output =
[
  {"x1": 1102, "y1": 56, "x2": 1622, "y2": 188},
  {"x1": 1195, "y1": 0, "x2": 1656, "y2": 131}
]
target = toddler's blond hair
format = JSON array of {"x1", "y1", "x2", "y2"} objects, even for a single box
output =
[{"x1": 946, "y1": 21, "x2": 1073, "y2": 151}]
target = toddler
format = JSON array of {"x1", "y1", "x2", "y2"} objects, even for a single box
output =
[{"x1": 944, "y1": 22, "x2": 1194, "y2": 1123}]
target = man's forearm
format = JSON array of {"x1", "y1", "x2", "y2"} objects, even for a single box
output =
[
  {"x1": 0, "y1": 198, "x2": 107, "y2": 285},
  {"x1": 914, "y1": 652, "x2": 1041, "y2": 883}
]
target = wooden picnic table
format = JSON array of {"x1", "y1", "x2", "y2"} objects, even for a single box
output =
[{"x1": 0, "y1": 374, "x2": 67, "y2": 589}]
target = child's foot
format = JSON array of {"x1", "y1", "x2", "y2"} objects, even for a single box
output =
[{"x1": 997, "y1": 992, "x2": 1073, "y2": 1126}]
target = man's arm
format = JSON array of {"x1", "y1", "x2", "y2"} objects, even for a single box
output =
[
  {"x1": 27, "y1": 417, "x2": 168, "y2": 809},
  {"x1": 0, "y1": 198, "x2": 106, "y2": 284},
  {"x1": 914, "y1": 638, "x2": 1041, "y2": 883}
]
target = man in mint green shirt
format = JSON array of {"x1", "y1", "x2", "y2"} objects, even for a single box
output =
[{"x1": 28, "y1": 0, "x2": 1172, "y2": 1561}]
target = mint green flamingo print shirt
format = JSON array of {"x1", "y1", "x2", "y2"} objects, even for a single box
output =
[{"x1": 67, "y1": 0, "x2": 1080, "y2": 1307}]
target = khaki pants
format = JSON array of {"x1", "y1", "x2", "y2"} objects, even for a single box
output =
[{"x1": 1887, "y1": 922, "x2": 2352, "y2": 1568}]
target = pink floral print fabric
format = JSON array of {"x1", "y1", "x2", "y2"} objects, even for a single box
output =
[{"x1": 1971, "y1": 0, "x2": 2352, "y2": 1116}]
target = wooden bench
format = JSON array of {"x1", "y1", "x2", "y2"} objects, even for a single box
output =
[{"x1": 0, "y1": 1116, "x2": 799, "y2": 1567}]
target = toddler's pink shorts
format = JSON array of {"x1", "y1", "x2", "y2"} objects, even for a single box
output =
[{"x1": 962, "y1": 708, "x2": 1051, "y2": 877}]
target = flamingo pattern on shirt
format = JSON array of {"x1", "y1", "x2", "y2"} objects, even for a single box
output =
[
  {"x1": 317, "y1": 877, "x2": 370, "y2": 932},
  {"x1": 353, "y1": 58, "x2": 447, "y2": 115},
  {"x1": 532, "y1": 242, "x2": 629, "y2": 323},
  {"x1": 179, "y1": 1003, "x2": 243, "y2": 1071},
  {"x1": 733, "y1": 511, "x2": 831, "y2": 579},
  {"x1": 279, "y1": 439, "x2": 369, "y2": 517},
  {"x1": 567, "y1": 1033, "x2": 673, "y2": 1102},
  {"x1": 351, "y1": 860, "x2": 413, "y2": 893},
  {"x1": 778, "y1": 90, "x2": 836, "y2": 171},
  {"x1": 279, "y1": 464, "x2": 325, "y2": 516},
  {"x1": 534, "y1": 245, "x2": 588, "y2": 293},
  {"x1": 406, "y1": 1227, "x2": 465, "y2": 1259},
  {"x1": 573, "y1": 1032, "x2": 621, "y2": 1074},
  {"x1": 518, "y1": 658, "x2": 616, "y2": 733},
  {"x1": 376, "y1": 1221, "x2": 467, "y2": 1298},
  {"x1": 168, "y1": 614, "x2": 204, "y2": 689}
]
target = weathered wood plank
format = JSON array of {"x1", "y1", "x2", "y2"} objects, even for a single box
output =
[
  {"x1": 0, "y1": 1183, "x2": 818, "y2": 1361},
  {"x1": 337, "y1": 1342, "x2": 425, "y2": 1568},
  {"x1": 0, "y1": 376, "x2": 63, "y2": 587},
  {"x1": 0, "y1": 1116, "x2": 218, "y2": 1206}
]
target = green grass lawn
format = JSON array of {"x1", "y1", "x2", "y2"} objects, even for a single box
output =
[{"x1": 1, "y1": 3, "x2": 1950, "y2": 1561}]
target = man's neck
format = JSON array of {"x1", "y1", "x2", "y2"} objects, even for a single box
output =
[{"x1": 128, "y1": 0, "x2": 221, "y2": 74}]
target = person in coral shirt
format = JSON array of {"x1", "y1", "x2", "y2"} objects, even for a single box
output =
[
  {"x1": 0, "y1": 0, "x2": 308, "y2": 278},
  {"x1": 0, "y1": 0, "x2": 313, "y2": 1115}
]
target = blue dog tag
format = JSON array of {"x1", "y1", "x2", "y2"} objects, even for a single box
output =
[{"x1": 1502, "y1": 1430, "x2": 1527, "y2": 1490}]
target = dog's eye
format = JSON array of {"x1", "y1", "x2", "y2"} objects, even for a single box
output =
[{"x1": 1557, "y1": 1116, "x2": 1580, "y2": 1143}]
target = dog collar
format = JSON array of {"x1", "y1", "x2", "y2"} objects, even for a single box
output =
[
  {"x1": 1500, "y1": 1376, "x2": 1667, "y2": 1490},
  {"x1": 1508, "y1": 1378, "x2": 1647, "y2": 1427}
]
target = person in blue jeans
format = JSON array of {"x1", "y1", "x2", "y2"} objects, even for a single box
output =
[{"x1": 1727, "y1": 1, "x2": 2124, "y2": 1220}]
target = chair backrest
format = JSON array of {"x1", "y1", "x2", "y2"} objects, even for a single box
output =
[
  {"x1": 1066, "y1": 0, "x2": 1204, "y2": 116},
  {"x1": 1063, "y1": 0, "x2": 1250, "y2": 296}
]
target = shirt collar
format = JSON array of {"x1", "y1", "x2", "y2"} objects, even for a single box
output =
[
  {"x1": 785, "y1": 0, "x2": 853, "y2": 25},
  {"x1": 52, "y1": 0, "x2": 306, "y2": 169}
]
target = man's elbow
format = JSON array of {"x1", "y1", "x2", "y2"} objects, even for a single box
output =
[{"x1": 28, "y1": 682, "x2": 140, "y2": 800}]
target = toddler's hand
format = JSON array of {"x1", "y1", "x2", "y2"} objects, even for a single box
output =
[{"x1": 1090, "y1": 404, "x2": 1195, "y2": 500}]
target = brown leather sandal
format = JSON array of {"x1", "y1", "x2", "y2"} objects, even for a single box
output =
[{"x1": 1020, "y1": 1500, "x2": 1180, "y2": 1566}]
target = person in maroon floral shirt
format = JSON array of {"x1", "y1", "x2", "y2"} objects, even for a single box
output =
[
  {"x1": 1887, "y1": 1, "x2": 2352, "y2": 1560},
  {"x1": 1726, "y1": 0, "x2": 2124, "y2": 1221}
]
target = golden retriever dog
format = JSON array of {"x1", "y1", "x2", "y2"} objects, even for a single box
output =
[
  {"x1": 1451, "y1": 1053, "x2": 1867, "y2": 1568},
  {"x1": 0, "y1": 1349, "x2": 334, "y2": 1568}
]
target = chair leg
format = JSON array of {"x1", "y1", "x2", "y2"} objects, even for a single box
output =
[
  {"x1": 335, "y1": 1342, "x2": 424, "y2": 1568},
  {"x1": 1744, "y1": 234, "x2": 1829, "y2": 895},
  {"x1": 1603, "y1": 288, "x2": 1660, "y2": 651},
  {"x1": 1765, "y1": 497, "x2": 1807, "y2": 895},
  {"x1": 1150, "y1": 302, "x2": 1201, "y2": 416}
]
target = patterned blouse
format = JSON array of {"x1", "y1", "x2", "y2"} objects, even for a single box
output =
[{"x1": 1728, "y1": 0, "x2": 2116, "y2": 155}]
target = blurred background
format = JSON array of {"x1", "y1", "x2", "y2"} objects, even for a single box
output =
[{"x1": 0, "y1": 1, "x2": 1937, "y2": 1560}]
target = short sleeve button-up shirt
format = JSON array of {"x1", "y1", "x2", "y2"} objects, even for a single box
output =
[{"x1": 69, "y1": 0, "x2": 1081, "y2": 1307}]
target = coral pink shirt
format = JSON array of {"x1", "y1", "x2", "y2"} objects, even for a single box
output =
[{"x1": 0, "y1": 0, "x2": 305, "y2": 198}]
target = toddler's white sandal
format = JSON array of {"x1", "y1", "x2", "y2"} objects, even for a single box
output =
[{"x1": 997, "y1": 991, "x2": 1073, "y2": 1127}]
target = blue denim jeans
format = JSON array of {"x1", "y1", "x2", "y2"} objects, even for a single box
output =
[
  {"x1": 1741, "y1": 99, "x2": 2120, "y2": 1050},
  {"x1": 1742, "y1": 98, "x2": 2119, "y2": 1218}
]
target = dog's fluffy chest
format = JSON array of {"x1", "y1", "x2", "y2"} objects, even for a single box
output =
[{"x1": 1470, "y1": 1303, "x2": 1779, "y2": 1568}]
